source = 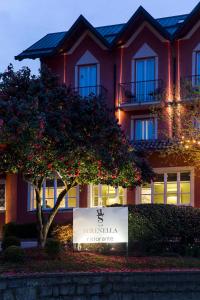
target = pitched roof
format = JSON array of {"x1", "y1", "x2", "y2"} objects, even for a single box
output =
[{"x1": 15, "y1": 7, "x2": 194, "y2": 60}]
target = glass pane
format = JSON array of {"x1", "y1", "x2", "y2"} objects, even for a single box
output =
[
  {"x1": 167, "y1": 173, "x2": 177, "y2": 182},
  {"x1": 167, "y1": 193, "x2": 177, "y2": 204},
  {"x1": 57, "y1": 179, "x2": 65, "y2": 187},
  {"x1": 181, "y1": 194, "x2": 190, "y2": 205},
  {"x1": 155, "y1": 174, "x2": 164, "y2": 181},
  {"x1": 46, "y1": 179, "x2": 54, "y2": 187},
  {"x1": 45, "y1": 197, "x2": 54, "y2": 209},
  {"x1": 146, "y1": 58, "x2": 155, "y2": 81},
  {"x1": 68, "y1": 197, "x2": 76, "y2": 208},
  {"x1": 180, "y1": 172, "x2": 190, "y2": 181},
  {"x1": 68, "y1": 187, "x2": 77, "y2": 198},
  {"x1": 79, "y1": 65, "x2": 97, "y2": 97},
  {"x1": 154, "y1": 182, "x2": 164, "y2": 194},
  {"x1": 197, "y1": 52, "x2": 200, "y2": 76},
  {"x1": 135, "y1": 120, "x2": 143, "y2": 140},
  {"x1": 141, "y1": 194, "x2": 151, "y2": 204},
  {"x1": 180, "y1": 182, "x2": 190, "y2": 193},
  {"x1": 154, "y1": 194, "x2": 164, "y2": 204},
  {"x1": 0, "y1": 182, "x2": 5, "y2": 209},
  {"x1": 59, "y1": 198, "x2": 66, "y2": 208},
  {"x1": 147, "y1": 119, "x2": 154, "y2": 139}
]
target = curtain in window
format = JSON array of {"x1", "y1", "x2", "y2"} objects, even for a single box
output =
[{"x1": 135, "y1": 119, "x2": 155, "y2": 140}]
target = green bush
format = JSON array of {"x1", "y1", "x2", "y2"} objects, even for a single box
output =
[
  {"x1": 1, "y1": 236, "x2": 20, "y2": 251},
  {"x1": 3, "y1": 246, "x2": 25, "y2": 263},
  {"x1": 128, "y1": 204, "x2": 200, "y2": 255},
  {"x1": 45, "y1": 238, "x2": 61, "y2": 258},
  {"x1": 3, "y1": 222, "x2": 54, "y2": 239}
]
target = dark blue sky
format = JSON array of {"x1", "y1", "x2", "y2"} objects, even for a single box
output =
[{"x1": 0, "y1": 0, "x2": 199, "y2": 75}]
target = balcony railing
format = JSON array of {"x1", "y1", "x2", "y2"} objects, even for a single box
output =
[
  {"x1": 180, "y1": 75, "x2": 200, "y2": 100},
  {"x1": 74, "y1": 85, "x2": 107, "y2": 99},
  {"x1": 119, "y1": 79, "x2": 163, "y2": 105}
]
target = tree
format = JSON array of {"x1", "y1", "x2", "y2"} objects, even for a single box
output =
[
  {"x1": 152, "y1": 79, "x2": 200, "y2": 168},
  {"x1": 0, "y1": 65, "x2": 153, "y2": 247}
]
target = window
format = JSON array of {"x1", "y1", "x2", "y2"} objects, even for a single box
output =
[
  {"x1": 90, "y1": 185, "x2": 126, "y2": 207},
  {"x1": 140, "y1": 171, "x2": 192, "y2": 205},
  {"x1": 196, "y1": 52, "x2": 200, "y2": 85},
  {"x1": 0, "y1": 180, "x2": 5, "y2": 210},
  {"x1": 29, "y1": 179, "x2": 79, "y2": 210},
  {"x1": 135, "y1": 57, "x2": 156, "y2": 101},
  {"x1": 132, "y1": 118, "x2": 157, "y2": 140},
  {"x1": 78, "y1": 64, "x2": 97, "y2": 97}
]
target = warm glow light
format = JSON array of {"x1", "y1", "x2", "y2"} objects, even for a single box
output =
[
  {"x1": 117, "y1": 47, "x2": 124, "y2": 106},
  {"x1": 167, "y1": 41, "x2": 173, "y2": 101},
  {"x1": 176, "y1": 40, "x2": 180, "y2": 101}
]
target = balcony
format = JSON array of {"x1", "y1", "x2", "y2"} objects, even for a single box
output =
[
  {"x1": 119, "y1": 79, "x2": 163, "y2": 109},
  {"x1": 74, "y1": 85, "x2": 107, "y2": 99},
  {"x1": 180, "y1": 76, "x2": 200, "y2": 101}
]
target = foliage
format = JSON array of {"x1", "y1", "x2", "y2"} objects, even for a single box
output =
[
  {"x1": 45, "y1": 238, "x2": 61, "y2": 258},
  {"x1": 3, "y1": 222, "x2": 38, "y2": 239},
  {"x1": 3, "y1": 246, "x2": 25, "y2": 263},
  {"x1": 128, "y1": 204, "x2": 200, "y2": 255},
  {"x1": 52, "y1": 224, "x2": 73, "y2": 249},
  {"x1": 1, "y1": 236, "x2": 21, "y2": 251},
  {"x1": 0, "y1": 65, "x2": 153, "y2": 247}
]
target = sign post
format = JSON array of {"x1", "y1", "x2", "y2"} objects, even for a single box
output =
[{"x1": 73, "y1": 207, "x2": 128, "y2": 246}]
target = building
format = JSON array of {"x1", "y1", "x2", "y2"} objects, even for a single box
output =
[{"x1": 1, "y1": 3, "x2": 200, "y2": 230}]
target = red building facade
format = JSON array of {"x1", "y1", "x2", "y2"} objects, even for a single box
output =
[{"x1": 1, "y1": 4, "x2": 200, "y2": 230}]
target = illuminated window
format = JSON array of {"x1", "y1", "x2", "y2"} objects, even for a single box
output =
[
  {"x1": 29, "y1": 179, "x2": 79, "y2": 210},
  {"x1": 132, "y1": 118, "x2": 157, "y2": 140},
  {"x1": 91, "y1": 185, "x2": 126, "y2": 207},
  {"x1": 141, "y1": 171, "x2": 191, "y2": 205},
  {"x1": 0, "y1": 180, "x2": 5, "y2": 210}
]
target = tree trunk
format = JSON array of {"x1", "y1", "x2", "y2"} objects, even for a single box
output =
[{"x1": 35, "y1": 178, "x2": 76, "y2": 248}]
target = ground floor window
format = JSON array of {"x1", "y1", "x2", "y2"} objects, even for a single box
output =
[
  {"x1": 0, "y1": 180, "x2": 5, "y2": 210},
  {"x1": 139, "y1": 170, "x2": 192, "y2": 205},
  {"x1": 29, "y1": 178, "x2": 79, "y2": 210},
  {"x1": 90, "y1": 184, "x2": 126, "y2": 207}
]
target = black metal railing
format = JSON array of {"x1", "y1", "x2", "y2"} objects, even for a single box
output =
[
  {"x1": 74, "y1": 85, "x2": 107, "y2": 99},
  {"x1": 180, "y1": 75, "x2": 200, "y2": 100},
  {"x1": 119, "y1": 79, "x2": 163, "y2": 105}
]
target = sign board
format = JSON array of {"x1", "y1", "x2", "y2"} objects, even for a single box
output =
[{"x1": 73, "y1": 207, "x2": 128, "y2": 244}]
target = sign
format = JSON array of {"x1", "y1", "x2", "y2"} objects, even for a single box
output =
[{"x1": 73, "y1": 207, "x2": 128, "y2": 244}]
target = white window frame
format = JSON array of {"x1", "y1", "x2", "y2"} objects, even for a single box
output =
[
  {"x1": 132, "y1": 43, "x2": 158, "y2": 102},
  {"x1": 28, "y1": 179, "x2": 79, "y2": 211},
  {"x1": 88, "y1": 184, "x2": 127, "y2": 207},
  {"x1": 131, "y1": 115, "x2": 158, "y2": 140},
  {"x1": 192, "y1": 43, "x2": 200, "y2": 85},
  {"x1": 136, "y1": 167, "x2": 194, "y2": 206},
  {"x1": 0, "y1": 179, "x2": 6, "y2": 211},
  {"x1": 75, "y1": 50, "x2": 100, "y2": 90}
]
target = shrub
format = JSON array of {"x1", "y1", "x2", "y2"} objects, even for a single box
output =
[
  {"x1": 45, "y1": 238, "x2": 61, "y2": 258},
  {"x1": 128, "y1": 204, "x2": 200, "y2": 255},
  {"x1": 52, "y1": 224, "x2": 73, "y2": 249},
  {"x1": 3, "y1": 222, "x2": 54, "y2": 239},
  {"x1": 3, "y1": 246, "x2": 25, "y2": 263},
  {"x1": 1, "y1": 236, "x2": 20, "y2": 251}
]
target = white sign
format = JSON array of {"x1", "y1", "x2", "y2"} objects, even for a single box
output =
[{"x1": 73, "y1": 207, "x2": 128, "y2": 244}]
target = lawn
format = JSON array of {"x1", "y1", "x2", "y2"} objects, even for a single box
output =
[{"x1": 1, "y1": 249, "x2": 200, "y2": 275}]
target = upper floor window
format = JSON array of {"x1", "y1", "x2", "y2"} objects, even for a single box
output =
[
  {"x1": 0, "y1": 180, "x2": 5, "y2": 210},
  {"x1": 196, "y1": 52, "x2": 200, "y2": 76},
  {"x1": 132, "y1": 117, "x2": 157, "y2": 141},
  {"x1": 90, "y1": 184, "x2": 126, "y2": 207},
  {"x1": 134, "y1": 57, "x2": 156, "y2": 102},
  {"x1": 29, "y1": 178, "x2": 79, "y2": 211},
  {"x1": 78, "y1": 64, "x2": 97, "y2": 97},
  {"x1": 139, "y1": 171, "x2": 192, "y2": 206}
]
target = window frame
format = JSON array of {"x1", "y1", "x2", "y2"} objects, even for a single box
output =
[
  {"x1": 136, "y1": 167, "x2": 194, "y2": 206},
  {"x1": 28, "y1": 179, "x2": 79, "y2": 211},
  {"x1": 89, "y1": 184, "x2": 127, "y2": 207},
  {"x1": 131, "y1": 115, "x2": 158, "y2": 141}
]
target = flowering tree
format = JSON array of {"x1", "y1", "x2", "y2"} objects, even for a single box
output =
[{"x1": 0, "y1": 65, "x2": 153, "y2": 247}]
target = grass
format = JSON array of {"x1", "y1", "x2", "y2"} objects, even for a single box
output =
[{"x1": 1, "y1": 249, "x2": 200, "y2": 275}]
